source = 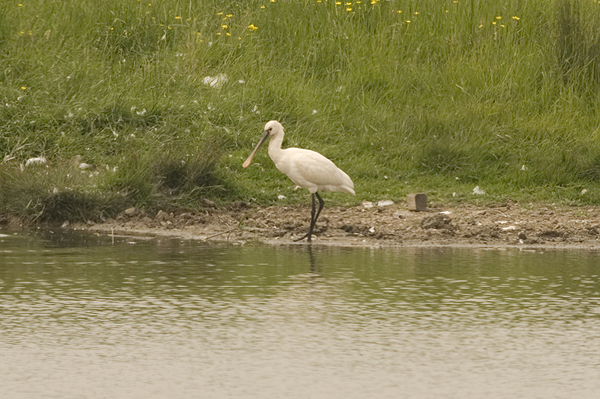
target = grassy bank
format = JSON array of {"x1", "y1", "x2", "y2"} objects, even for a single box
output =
[{"x1": 2, "y1": 0, "x2": 600, "y2": 222}]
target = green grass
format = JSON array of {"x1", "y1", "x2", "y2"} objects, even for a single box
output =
[{"x1": 3, "y1": 0, "x2": 600, "y2": 222}]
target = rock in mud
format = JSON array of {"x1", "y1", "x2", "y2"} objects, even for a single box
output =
[
  {"x1": 117, "y1": 207, "x2": 140, "y2": 220},
  {"x1": 421, "y1": 214, "x2": 451, "y2": 229},
  {"x1": 538, "y1": 230, "x2": 564, "y2": 239},
  {"x1": 340, "y1": 224, "x2": 370, "y2": 235},
  {"x1": 156, "y1": 210, "x2": 172, "y2": 222}
]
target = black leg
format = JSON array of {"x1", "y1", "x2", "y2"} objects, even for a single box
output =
[
  {"x1": 314, "y1": 192, "x2": 324, "y2": 227},
  {"x1": 294, "y1": 192, "x2": 324, "y2": 243},
  {"x1": 306, "y1": 193, "x2": 318, "y2": 242}
]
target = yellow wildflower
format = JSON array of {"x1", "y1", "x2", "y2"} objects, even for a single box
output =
[
  {"x1": 496, "y1": 16, "x2": 501, "y2": 20},
  {"x1": 222, "y1": 24, "x2": 228, "y2": 29},
  {"x1": 175, "y1": 16, "x2": 181, "y2": 20},
  {"x1": 248, "y1": 24, "x2": 258, "y2": 31},
  {"x1": 414, "y1": 11, "x2": 419, "y2": 15},
  {"x1": 406, "y1": 20, "x2": 411, "y2": 23},
  {"x1": 512, "y1": 16, "x2": 520, "y2": 20},
  {"x1": 261, "y1": 5, "x2": 265, "y2": 8},
  {"x1": 346, "y1": 7, "x2": 352, "y2": 11},
  {"x1": 21, "y1": 86, "x2": 26, "y2": 90},
  {"x1": 18, "y1": 3, "x2": 23, "y2": 6},
  {"x1": 336, "y1": 1, "x2": 341, "y2": 4}
]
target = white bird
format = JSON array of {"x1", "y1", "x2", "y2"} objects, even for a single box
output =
[{"x1": 243, "y1": 120, "x2": 355, "y2": 243}]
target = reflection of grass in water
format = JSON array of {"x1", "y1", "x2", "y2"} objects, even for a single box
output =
[{"x1": 4, "y1": 0, "x2": 600, "y2": 223}]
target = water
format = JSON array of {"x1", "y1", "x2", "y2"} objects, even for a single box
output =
[{"x1": 1, "y1": 230, "x2": 600, "y2": 399}]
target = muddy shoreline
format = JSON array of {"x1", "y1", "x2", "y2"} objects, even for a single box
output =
[{"x1": 69, "y1": 201, "x2": 600, "y2": 250}]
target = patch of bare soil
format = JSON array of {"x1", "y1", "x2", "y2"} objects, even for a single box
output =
[{"x1": 75, "y1": 200, "x2": 600, "y2": 249}]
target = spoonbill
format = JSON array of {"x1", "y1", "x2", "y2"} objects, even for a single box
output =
[{"x1": 243, "y1": 120, "x2": 355, "y2": 243}]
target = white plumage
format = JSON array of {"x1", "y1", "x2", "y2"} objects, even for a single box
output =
[{"x1": 243, "y1": 120, "x2": 355, "y2": 242}]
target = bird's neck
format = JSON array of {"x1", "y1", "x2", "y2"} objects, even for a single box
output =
[{"x1": 268, "y1": 133, "x2": 285, "y2": 163}]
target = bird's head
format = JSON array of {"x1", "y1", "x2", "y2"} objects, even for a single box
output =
[
  {"x1": 242, "y1": 120, "x2": 284, "y2": 168},
  {"x1": 263, "y1": 120, "x2": 283, "y2": 136}
]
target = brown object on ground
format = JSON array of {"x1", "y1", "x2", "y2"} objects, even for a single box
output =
[{"x1": 407, "y1": 193, "x2": 427, "y2": 211}]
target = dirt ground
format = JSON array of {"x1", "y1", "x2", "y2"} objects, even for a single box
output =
[{"x1": 74, "y1": 200, "x2": 600, "y2": 249}]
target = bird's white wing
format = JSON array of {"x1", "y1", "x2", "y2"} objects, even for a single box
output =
[{"x1": 285, "y1": 149, "x2": 354, "y2": 194}]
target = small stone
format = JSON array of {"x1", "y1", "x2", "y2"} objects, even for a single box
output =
[
  {"x1": 518, "y1": 232, "x2": 527, "y2": 240},
  {"x1": 421, "y1": 214, "x2": 451, "y2": 229},
  {"x1": 539, "y1": 230, "x2": 562, "y2": 238},
  {"x1": 156, "y1": 210, "x2": 170, "y2": 222},
  {"x1": 362, "y1": 201, "x2": 374, "y2": 209},
  {"x1": 407, "y1": 193, "x2": 427, "y2": 211},
  {"x1": 124, "y1": 207, "x2": 137, "y2": 215},
  {"x1": 203, "y1": 198, "x2": 217, "y2": 208},
  {"x1": 178, "y1": 213, "x2": 192, "y2": 221}
]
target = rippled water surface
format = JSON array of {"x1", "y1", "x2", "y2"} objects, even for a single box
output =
[{"x1": 1, "y1": 230, "x2": 600, "y2": 398}]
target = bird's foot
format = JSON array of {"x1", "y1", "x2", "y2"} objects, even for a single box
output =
[{"x1": 293, "y1": 233, "x2": 312, "y2": 243}]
